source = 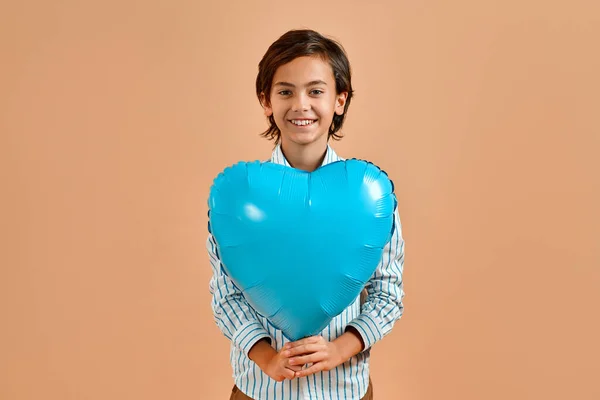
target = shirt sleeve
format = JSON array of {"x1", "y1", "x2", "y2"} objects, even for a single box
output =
[
  {"x1": 207, "y1": 232, "x2": 272, "y2": 356},
  {"x1": 345, "y1": 207, "x2": 405, "y2": 350}
]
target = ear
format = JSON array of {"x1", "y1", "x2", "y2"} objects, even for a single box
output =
[
  {"x1": 334, "y1": 91, "x2": 348, "y2": 116},
  {"x1": 260, "y1": 92, "x2": 273, "y2": 117}
]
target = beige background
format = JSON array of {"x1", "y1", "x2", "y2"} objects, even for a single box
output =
[{"x1": 1, "y1": 0, "x2": 599, "y2": 399}]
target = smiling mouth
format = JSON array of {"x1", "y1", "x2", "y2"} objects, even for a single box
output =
[{"x1": 289, "y1": 119, "x2": 317, "y2": 126}]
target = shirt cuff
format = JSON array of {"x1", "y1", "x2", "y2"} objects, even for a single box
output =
[
  {"x1": 232, "y1": 320, "x2": 272, "y2": 356},
  {"x1": 345, "y1": 313, "x2": 384, "y2": 351}
]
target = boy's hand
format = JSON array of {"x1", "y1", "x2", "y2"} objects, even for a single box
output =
[
  {"x1": 264, "y1": 347, "x2": 303, "y2": 382},
  {"x1": 249, "y1": 338, "x2": 301, "y2": 382},
  {"x1": 282, "y1": 336, "x2": 346, "y2": 378}
]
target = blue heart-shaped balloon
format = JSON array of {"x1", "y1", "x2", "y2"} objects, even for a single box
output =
[{"x1": 208, "y1": 159, "x2": 396, "y2": 341}]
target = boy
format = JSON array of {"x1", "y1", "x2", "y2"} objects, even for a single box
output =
[{"x1": 207, "y1": 29, "x2": 405, "y2": 400}]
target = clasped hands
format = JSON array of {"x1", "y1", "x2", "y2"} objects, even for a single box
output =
[{"x1": 251, "y1": 329, "x2": 364, "y2": 382}]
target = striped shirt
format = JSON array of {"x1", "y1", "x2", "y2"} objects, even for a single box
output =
[{"x1": 207, "y1": 144, "x2": 405, "y2": 400}]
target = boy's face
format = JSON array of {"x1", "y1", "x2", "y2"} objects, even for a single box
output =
[{"x1": 262, "y1": 56, "x2": 348, "y2": 150}]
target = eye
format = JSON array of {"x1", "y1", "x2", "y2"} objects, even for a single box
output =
[
  {"x1": 310, "y1": 89, "x2": 324, "y2": 95},
  {"x1": 278, "y1": 90, "x2": 292, "y2": 96}
]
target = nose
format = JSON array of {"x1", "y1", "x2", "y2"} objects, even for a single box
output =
[{"x1": 291, "y1": 93, "x2": 310, "y2": 112}]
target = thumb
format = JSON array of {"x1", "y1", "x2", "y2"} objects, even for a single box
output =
[{"x1": 283, "y1": 368, "x2": 296, "y2": 380}]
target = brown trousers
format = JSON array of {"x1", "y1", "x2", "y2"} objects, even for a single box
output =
[{"x1": 229, "y1": 377, "x2": 373, "y2": 399}]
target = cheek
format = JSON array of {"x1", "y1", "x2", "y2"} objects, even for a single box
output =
[
  {"x1": 316, "y1": 105, "x2": 335, "y2": 120},
  {"x1": 272, "y1": 104, "x2": 287, "y2": 119}
]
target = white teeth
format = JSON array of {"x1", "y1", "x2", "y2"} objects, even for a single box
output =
[{"x1": 291, "y1": 120, "x2": 315, "y2": 126}]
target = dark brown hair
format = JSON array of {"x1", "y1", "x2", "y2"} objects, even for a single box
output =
[{"x1": 256, "y1": 29, "x2": 354, "y2": 145}]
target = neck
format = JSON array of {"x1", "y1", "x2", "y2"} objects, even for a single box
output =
[{"x1": 280, "y1": 137, "x2": 328, "y2": 172}]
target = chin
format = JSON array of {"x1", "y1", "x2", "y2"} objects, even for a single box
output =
[{"x1": 283, "y1": 132, "x2": 328, "y2": 146}]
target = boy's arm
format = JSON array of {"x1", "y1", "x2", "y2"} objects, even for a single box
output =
[
  {"x1": 207, "y1": 233, "x2": 272, "y2": 356},
  {"x1": 345, "y1": 207, "x2": 405, "y2": 351}
]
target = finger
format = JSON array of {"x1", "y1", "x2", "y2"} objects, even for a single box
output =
[
  {"x1": 289, "y1": 352, "x2": 325, "y2": 366},
  {"x1": 287, "y1": 336, "x2": 323, "y2": 347},
  {"x1": 294, "y1": 362, "x2": 326, "y2": 378},
  {"x1": 282, "y1": 368, "x2": 296, "y2": 380},
  {"x1": 284, "y1": 336, "x2": 323, "y2": 349},
  {"x1": 287, "y1": 364, "x2": 303, "y2": 372},
  {"x1": 284, "y1": 343, "x2": 324, "y2": 357}
]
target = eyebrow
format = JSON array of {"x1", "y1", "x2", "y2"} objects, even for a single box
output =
[{"x1": 273, "y1": 80, "x2": 328, "y2": 88}]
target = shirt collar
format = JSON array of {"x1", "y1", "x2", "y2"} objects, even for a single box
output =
[{"x1": 270, "y1": 143, "x2": 342, "y2": 167}]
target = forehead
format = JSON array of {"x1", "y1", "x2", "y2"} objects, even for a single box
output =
[{"x1": 272, "y1": 56, "x2": 335, "y2": 84}]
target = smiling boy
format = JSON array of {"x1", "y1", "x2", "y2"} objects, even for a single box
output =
[{"x1": 207, "y1": 29, "x2": 405, "y2": 400}]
